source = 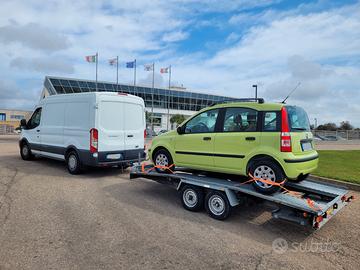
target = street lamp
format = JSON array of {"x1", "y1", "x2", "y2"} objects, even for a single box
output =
[{"x1": 252, "y1": 85, "x2": 257, "y2": 99}]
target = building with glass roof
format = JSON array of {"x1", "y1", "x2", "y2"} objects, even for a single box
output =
[{"x1": 41, "y1": 76, "x2": 237, "y2": 131}]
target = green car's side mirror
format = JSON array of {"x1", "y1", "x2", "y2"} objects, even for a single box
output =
[{"x1": 177, "y1": 126, "x2": 184, "y2": 135}]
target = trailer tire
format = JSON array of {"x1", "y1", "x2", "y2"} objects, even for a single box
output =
[
  {"x1": 205, "y1": 190, "x2": 231, "y2": 220},
  {"x1": 180, "y1": 185, "x2": 204, "y2": 212},
  {"x1": 249, "y1": 159, "x2": 285, "y2": 194}
]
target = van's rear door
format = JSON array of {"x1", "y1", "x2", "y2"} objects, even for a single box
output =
[
  {"x1": 98, "y1": 98, "x2": 125, "y2": 152},
  {"x1": 123, "y1": 101, "x2": 145, "y2": 151}
]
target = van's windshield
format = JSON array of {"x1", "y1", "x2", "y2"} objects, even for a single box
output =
[{"x1": 286, "y1": 106, "x2": 310, "y2": 132}]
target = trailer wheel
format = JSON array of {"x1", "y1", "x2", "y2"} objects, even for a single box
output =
[
  {"x1": 205, "y1": 190, "x2": 231, "y2": 220},
  {"x1": 180, "y1": 185, "x2": 204, "y2": 212}
]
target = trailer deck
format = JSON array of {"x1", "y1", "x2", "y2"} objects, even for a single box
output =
[{"x1": 130, "y1": 164, "x2": 353, "y2": 229}]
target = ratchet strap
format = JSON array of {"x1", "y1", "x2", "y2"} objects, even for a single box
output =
[
  {"x1": 247, "y1": 173, "x2": 323, "y2": 212},
  {"x1": 141, "y1": 163, "x2": 175, "y2": 174}
]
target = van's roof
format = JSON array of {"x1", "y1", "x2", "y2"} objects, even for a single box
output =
[{"x1": 42, "y1": 92, "x2": 142, "y2": 101}]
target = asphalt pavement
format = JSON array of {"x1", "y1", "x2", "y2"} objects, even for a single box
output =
[{"x1": 0, "y1": 135, "x2": 359, "y2": 270}]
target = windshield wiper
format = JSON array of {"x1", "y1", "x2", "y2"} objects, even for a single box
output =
[{"x1": 292, "y1": 127, "x2": 307, "y2": 131}]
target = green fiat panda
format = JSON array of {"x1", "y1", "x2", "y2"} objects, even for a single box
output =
[{"x1": 149, "y1": 99, "x2": 318, "y2": 194}]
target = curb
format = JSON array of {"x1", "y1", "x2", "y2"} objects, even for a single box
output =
[{"x1": 309, "y1": 175, "x2": 360, "y2": 192}]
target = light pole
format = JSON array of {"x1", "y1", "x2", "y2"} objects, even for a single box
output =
[{"x1": 252, "y1": 84, "x2": 257, "y2": 99}]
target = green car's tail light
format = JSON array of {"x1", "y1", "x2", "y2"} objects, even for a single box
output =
[{"x1": 280, "y1": 107, "x2": 292, "y2": 152}]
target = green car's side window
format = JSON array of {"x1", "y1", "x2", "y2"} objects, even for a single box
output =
[
  {"x1": 223, "y1": 108, "x2": 258, "y2": 132},
  {"x1": 184, "y1": 109, "x2": 219, "y2": 134}
]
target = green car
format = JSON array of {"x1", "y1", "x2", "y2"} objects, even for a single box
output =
[{"x1": 149, "y1": 99, "x2": 318, "y2": 194}]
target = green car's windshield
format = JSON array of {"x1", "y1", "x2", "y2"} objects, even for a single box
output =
[{"x1": 286, "y1": 106, "x2": 311, "y2": 132}]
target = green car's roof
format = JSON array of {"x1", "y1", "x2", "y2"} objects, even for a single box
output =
[{"x1": 208, "y1": 102, "x2": 284, "y2": 111}]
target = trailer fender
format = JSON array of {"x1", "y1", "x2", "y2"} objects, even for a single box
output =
[{"x1": 224, "y1": 189, "x2": 239, "y2": 207}]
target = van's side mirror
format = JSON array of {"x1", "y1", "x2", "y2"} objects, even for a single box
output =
[
  {"x1": 177, "y1": 126, "x2": 184, "y2": 135},
  {"x1": 20, "y1": 119, "x2": 27, "y2": 129}
]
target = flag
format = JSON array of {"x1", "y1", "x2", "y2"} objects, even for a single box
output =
[
  {"x1": 108, "y1": 58, "x2": 117, "y2": 66},
  {"x1": 144, "y1": 64, "x2": 153, "y2": 71},
  {"x1": 126, "y1": 61, "x2": 135, "y2": 68},
  {"x1": 160, "y1": 67, "x2": 169, "y2": 74},
  {"x1": 85, "y1": 55, "x2": 97, "y2": 63}
]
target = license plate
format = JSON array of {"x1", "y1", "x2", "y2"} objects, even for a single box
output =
[
  {"x1": 107, "y1": 154, "x2": 122, "y2": 160},
  {"x1": 301, "y1": 142, "x2": 312, "y2": 151}
]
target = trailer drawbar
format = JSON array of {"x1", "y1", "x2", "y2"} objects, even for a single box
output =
[{"x1": 130, "y1": 164, "x2": 354, "y2": 230}]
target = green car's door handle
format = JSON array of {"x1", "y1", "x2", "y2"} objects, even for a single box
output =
[
  {"x1": 203, "y1": 137, "x2": 211, "y2": 141},
  {"x1": 245, "y1": 137, "x2": 256, "y2": 141}
]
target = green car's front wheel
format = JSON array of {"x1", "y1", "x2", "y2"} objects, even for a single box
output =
[
  {"x1": 249, "y1": 159, "x2": 286, "y2": 194},
  {"x1": 153, "y1": 148, "x2": 174, "y2": 173}
]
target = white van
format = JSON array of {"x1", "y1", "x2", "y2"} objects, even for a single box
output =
[{"x1": 19, "y1": 92, "x2": 146, "y2": 174}]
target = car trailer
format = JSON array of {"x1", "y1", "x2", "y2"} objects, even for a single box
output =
[{"x1": 130, "y1": 164, "x2": 354, "y2": 230}]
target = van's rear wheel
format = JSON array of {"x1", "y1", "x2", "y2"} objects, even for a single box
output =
[
  {"x1": 153, "y1": 149, "x2": 174, "y2": 173},
  {"x1": 249, "y1": 159, "x2": 286, "y2": 194},
  {"x1": 66, "y1": 151, "x2": 82, "y2": 175},
  {"x1": 20, "y1": 142, "x2": 33, "y2": 160}
]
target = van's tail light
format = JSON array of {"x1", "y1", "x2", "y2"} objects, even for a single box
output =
[
  {"x1": 144, "y1": 129, "x2": 146, "y2": 149},
  {"x1": 90, "y1": 128, "x2": 98, "y2": 153},
  {"x1": 280, "y1": 107, "x2": 292, "y2": 152}
]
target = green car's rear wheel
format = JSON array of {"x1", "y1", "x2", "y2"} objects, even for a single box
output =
[{"x1": 249, "y1": 159, "x2": 286, "y2": 194}]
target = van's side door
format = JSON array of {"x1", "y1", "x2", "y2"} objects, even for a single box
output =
[
  {"x1": 174, "y1": 109, "x2": 219, "y2": 168},
  {"x1": 24, "y1": 107, "x2": 42, "y2": 152},
  {"x1": 214, "y1": 107, "x2": 260, "y2": 173}
]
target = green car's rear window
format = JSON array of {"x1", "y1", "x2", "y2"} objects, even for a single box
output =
[{"x1": 286, "y1": 106, "x2": 311, "y2": 132}]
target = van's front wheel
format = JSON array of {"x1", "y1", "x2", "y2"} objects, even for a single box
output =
[
  {"x1": 249, "y1": 159, "x2": 286, "y2": 194},
  {"x1": 66, "y1": 151, "x2": 82, "y2": 175},
  {"x1": 20, "y1": 142, "x2": 33, "y2": 160}
]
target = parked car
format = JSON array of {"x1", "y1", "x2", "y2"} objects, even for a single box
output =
[
  {"x1": 19, "y1": 92, "x2": 146, "y2": 174},
  {"x1": 149, "y1": 99, "x2": 319, "y2": 194},
  {"x1": 157, "y1": 129, "x2": 169, "y2": 135}
]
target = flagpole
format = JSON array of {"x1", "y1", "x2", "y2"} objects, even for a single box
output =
[
  {"x1": 95, "y1": 52, "x2": 98, "y2": 91},
  {"x1": 134, "y1": 59, "x2": 137, "y2": 94},
  {"x1": 151, "y1": 62, "x2": 155, "y2": 135},
  {"x1": 116, "y1": 56, "x2": 119, "y2": 92},
  {"x1": 167, "y1": 65, "x2": 171, "y2": 130}
]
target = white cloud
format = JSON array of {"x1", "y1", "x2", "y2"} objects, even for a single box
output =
[
  {"x1": 0, "y1": 0, "x2": 359, "y2": 127},
  {"x1": 162, "y1": 31, "x2": 189, "y2": 42}
]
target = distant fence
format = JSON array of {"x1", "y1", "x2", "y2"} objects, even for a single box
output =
[
  {"x1": 0, "y1": 124, "x2": 15, "y2": 135},
  {"x1": 312, "y1": 130, "x2": 360, "y2": 140}
]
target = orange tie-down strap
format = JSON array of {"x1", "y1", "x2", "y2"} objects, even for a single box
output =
[
  {"x1": 141, "y1": 163, "x2": 175, "y2": 174},
  {"x1": 247, "y1": 173, "x2": 323, "y2": 212}
]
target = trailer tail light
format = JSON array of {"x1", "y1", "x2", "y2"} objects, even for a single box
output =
[
  {"x1": 315, "y1": 215, "x2": 324, "y2": 223},
  {"x1": 90, "y1": 128, "x2": 98, "y2": 153},
  {"x1": 280, "y1": 107, "x2": 292, "y2": 152}
]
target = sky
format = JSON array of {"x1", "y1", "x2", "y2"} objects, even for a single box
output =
[{"x1": 0, "y1": 0, "x2": 359, "y2": 126}]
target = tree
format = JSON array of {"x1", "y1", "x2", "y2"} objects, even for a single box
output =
[
  {"x1": 339, "y1": 121, "x2": 353, "y2": 130},
  {"x1": 170, "y1": 114, "x2": 186, "y2": 126},
  {"x1": 316, "y1": 123, "x2": 337, "y2": 131}
]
